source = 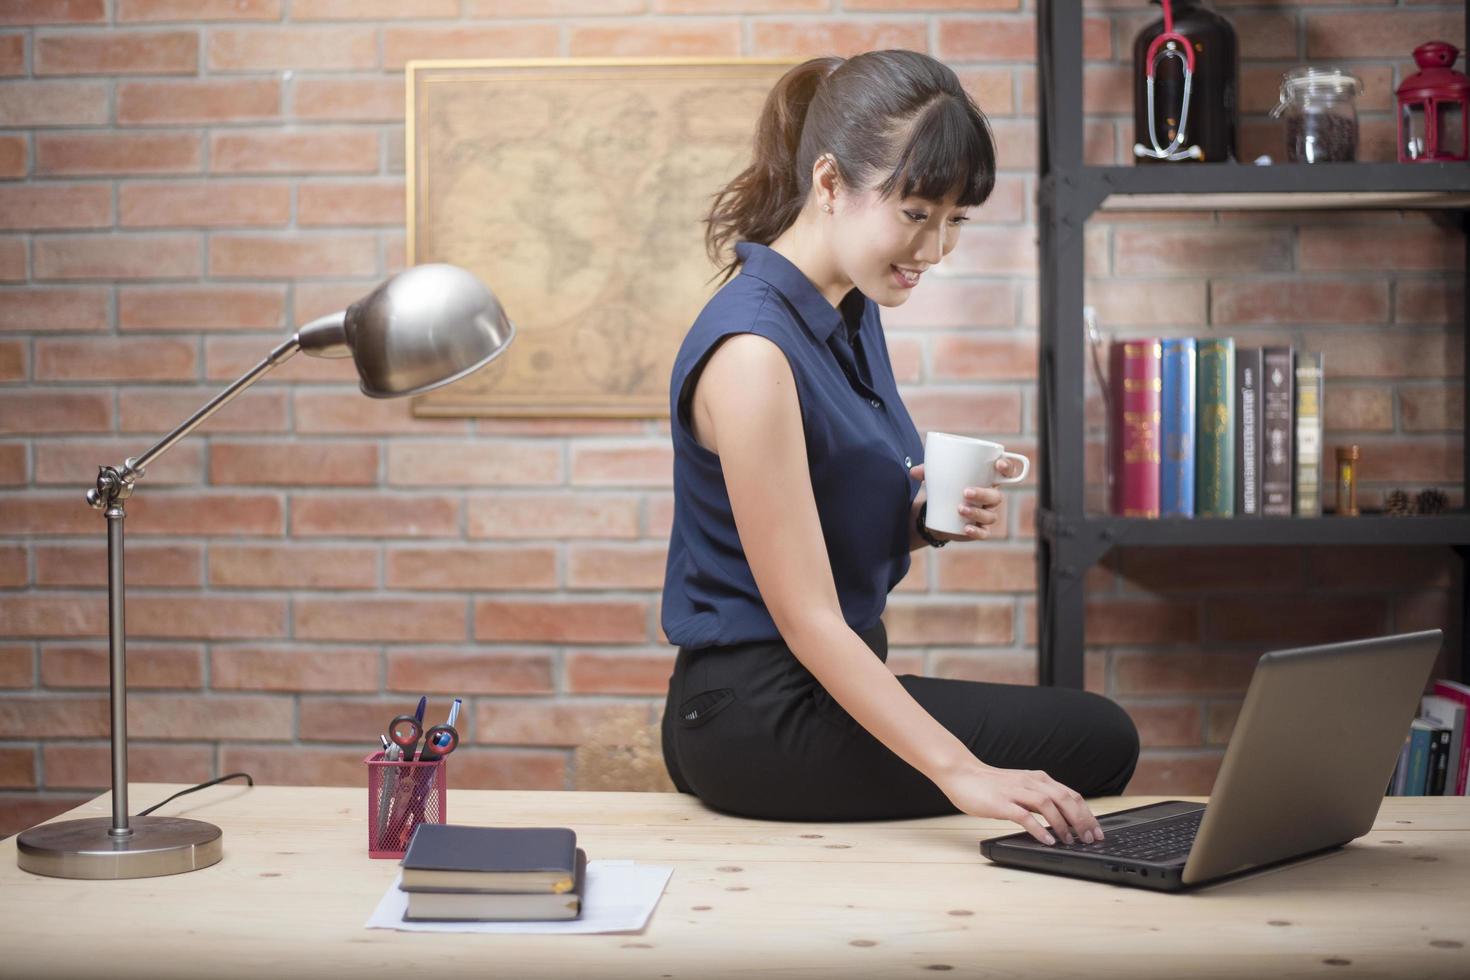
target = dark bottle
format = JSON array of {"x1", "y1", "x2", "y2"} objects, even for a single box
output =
[{"x1": 1132, "y1": 0, "x2": 1238, "y2": 164}]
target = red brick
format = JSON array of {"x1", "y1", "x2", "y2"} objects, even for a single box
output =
[
  {"x1": 0, "y1": 135, "x2": 26, "y2": 178},
  {"x1": 1401, "y1": 387, "x2": 1463, "y2": 433},
  {"x1": 1396, "y1": 280, "x2": 1462, "y2": 325},
  {"x1": 382, "y1": 230, "x2": 406, "y2": 274},
  {"x1": 294, "y1": 596, "x2": 467, "y2": 642},
  {"x1": 208, "y1": 27, "x2": 377, "y2": 71},
  {"x1": 209, "y1": 233, "x2": 377, "y2": 277},
  {"x1": 0, "y1": 797, "x2": 95, "y2": 838},
  {"x1": 0, "y1": 238, "x2": 23, "y2": 281},
  {"x1": 566, "y1": 544, "x2": 668, "y2": 590},
  {"x1": 0, "y1": 183, "x2": 110, "y2": 230},
  {"x1": 1114, "y1": 226, "x2": 1291, "y2": 276},
  {"x1": 903, "y1": 387, "x2": 1024, "y2": 438},
  {"x1": 1124, "y1": 753, "x2": 1220, "y2": 796},
  {"x1": 219, "y1": 745, "x2": 368, "y2": 787},
  {"x1": 211, "y1": 644, "x2": 379, "y2": 692},
  {"x1": 294, "y1": 0, "x2": 458, "y2": 17},
  {"x1": 931, "y1": 334, "x2": 1036, "y2": 382},
  {"x1": 0, "y1": 440, "x2": 24, "y2": 480},
  {"x1": 1352, "y1": 437, "x2": 1461, "y2": 484},
  {"x1": 293, "y1": 388, "x2": 470, "y2": 434},
  {"x1": 298, "y1": 180, "x2": 405, "y2": 227},
  {"x1": 0, "y1": 694, "x2": 108, "y2": 736},
  {"x1": 385, "y1": 649, "x2": 556, "y2": 695},
  {"x1": 206, "y1": 337, "x2": 360, "y2": 385},
  {"x1": 386, "y1": 546, "x2": 557, "y2": 591},
  {"x1": 119, "y1": 0, "x2": 281, "y2": 20},
  {"x1": 291, "y1": 493, "x2": 459, "y2": 538},
  {"x1": 468, "y1": 0, "x2": 637, "y2": 13},
  {"x1": 450, "y1": 748, "x2": 567, "y2": 790},
  {"x1": 1086, "y1": 279, "x2": 1208, "y2": 327},
  {"x1": 883, "y1": 280, "x2": 1016, "y2": 330},
  {"x1": 36, "y1": 30, "x2": 197, "y2": 75},
  {"x1": 36, "y1": 131, "x2": 202, "y2": 175},
  {"x1": 569, "y1": 444, "x2": 672, "y2": 488},
  {"x1": 0, "y1": 287, "x2": 109, "y2": 332},
  {"x1": 34, "y1": 438, "x2": 204, "y2": 486},
  {"x1": 1213, "y1": 280, "x2": 1389, "y2": 325},
  {"x1": 0, "y1": 644, "x2": 34, "y2": 687},
  {"x1": 882, "y1": 601, "x2": 1014, "y2": 645},
  {"x1": 0, "y1": 391, "x2": 111, "y2": 433},
  {"x1": 118, "y1": 79, "x2": 280, "y2": 125},
  {"x1": 120, "y1": 181, "x2": 290, "y2": 228},
  {"x1": 125, "y1": 491, "x2": 285, "y2": 536},
  {"x1": 565, "y1": 650, "x2": 674, "y2": 696},
  {"x1": 932, "y1": 649, "x2": 1040, "y2": 687},
  {"x1": 474, "y1": 600, "x2": 649, "y2": 643},
  {"x1": 0, "y1": 545, "x2": 25, "y2": 587},
  {"x1": 473, "y1": 701, "x2": 651, "y2": 748},
  {"x1": 1303, "y1": 329, "x2": 1461, "y2": 380},
  {"x1": 0, "y1": 80, "x2": 107, "y2": 125},
  {"x1": 296, "y1": 697, "x2": 400, "y2": 741},
  {"x1": 382, "y1": 25, "x2": 558, "y2": 69},
  {"x1": 128, "y1": 596, "x2": 289, "y2": 640},
  {"x1": 1299, "y1": 226, "x2": 1464, "y2": 273},
  {"x1": 0, "y1": 497, "x2": 94, "y2": 537},
  {"x1": 34, "y1": 234, "x2": 202, "y2": 281},
  {"x1": 0, "y1": 596, "x2": 106, "y2": 637},
  {"x1": 209, "y1": 543, "x2": 378, "y2": 589},
  {"x1": 127, "y1": 691, "x2": 293, "y2": 738},
  {"x1": 1120, "y1": 701, "x2": 1203, "y2": 749},
  {"x1": 0, "y1": 1, "x2": 105, "y2": 24},
  {"x1": 1322, "y1": 384, "x2": 1394, "y2": 432},
  {"x1": 568, "y1": 20, "x2": 740, "y2": 57},
  {"x1": 210, "y1": 440, "x2": 379, "y2": 486},
  {"x1": 386, "y1": 440, "x2": 560, "y2": 487},
  {"x1": 1304, "y1": 547, "x2": 1451, "y2": 592},
  {"x1": 934, "y1": 547, "x2": 1034, "y2": 593},
  {"x1": 1306, "y1": 10, "x2": 1465, "y2": 60},
  {"x1": 34, "y1": 543, "x2": 202, "y2": 588},
  {"x1": 34, "y1": 337, "x2": 197, "y2": 381},
  {"x1": 120, "y1": 387, "x2": 288, "y2": 434},
  {"x1": 466, "y1": 492, "x2": 642, "y2": 539},
  {"x1": 210, "y1": 128, "x2": 378, "y2": 175},
  {"x1": 0, "y1": 750, "x2": 37, "y2": 788},
  {"x1": 39, "y1": 642, "x2": 204, "y2": 688},
  {"x1": 291, "y1": 77, "x2": 405, "y2": 122},
  {"x1": 1111, "y1": 547, "x2": 1303, "y2": 594},
  {"x1": 942, "y1": 226, "x2": 1037, "y2": 277},
  {"x1": 1114, "y1": 649, "x2": 1263, "y2": 697},
  {"x1": 42, "y1": 743, "x2": 213, "y2": 789},
  {"x1": 118, "y1": 284, "x2": 285, "y2": 331},
  {"x1": 938, "y1": 14, "x2": 1110, "y2": 61},
  {"x1": 1203, "y1": 596, "x2": 1389, "y2": 646}
]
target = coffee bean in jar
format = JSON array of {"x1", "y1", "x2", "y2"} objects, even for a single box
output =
[
  {"x1": 1271, "y1": 66, "x2": 1364, "y2": 163},
  {"x1": 1285, "y1": 109, "x2": 1359, "y2": 162}
]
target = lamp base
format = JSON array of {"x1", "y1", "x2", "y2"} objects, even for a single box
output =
[{"x1": 16, "y1": 815, "x2": 222, "y2": 880}]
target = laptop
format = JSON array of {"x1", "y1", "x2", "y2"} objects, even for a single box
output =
[{"x1": 979, "y1": 629, "x2": 1444, "y2": 892}]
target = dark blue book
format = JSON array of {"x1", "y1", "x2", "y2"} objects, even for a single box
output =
[
  {"x1": 1405, "y1": 719, "x2": 1435, "y2": 797},
  {"x1": 1160, "y1": 338, "x2": 1197, "y2": 518}
]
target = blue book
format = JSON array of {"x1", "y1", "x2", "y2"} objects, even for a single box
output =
[
  {"x1": 1405, "y1": 719, "x2": 1435, "y2": 796},
  {"x1": 1159, "y1": 339, "x2": 1197, "y2": 517}
]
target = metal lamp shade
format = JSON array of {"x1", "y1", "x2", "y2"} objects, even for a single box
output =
[{"x1": 341, "y1": 263, "x2": 516, "y2": 398}]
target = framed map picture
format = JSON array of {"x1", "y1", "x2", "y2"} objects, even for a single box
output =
[{"x1": 406, "y1": 57, "x2": 795, "y2": 418}]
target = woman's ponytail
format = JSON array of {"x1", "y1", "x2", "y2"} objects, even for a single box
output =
[{"x1": 704, "y1": 56, "x2": 843, "y2": 286}]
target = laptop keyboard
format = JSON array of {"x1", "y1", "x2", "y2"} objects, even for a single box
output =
[{"x1": 1060, "y1": 809, "x2": 1204, "y2": 863}]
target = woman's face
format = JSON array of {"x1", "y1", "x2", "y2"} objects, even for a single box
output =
[{"x1": 832, "y1": 183, "x2": 970, "y2": 307}]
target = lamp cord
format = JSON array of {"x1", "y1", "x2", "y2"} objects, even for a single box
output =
[{"x1": 136, "y1": 772, "x2": 254, "y2": 817}]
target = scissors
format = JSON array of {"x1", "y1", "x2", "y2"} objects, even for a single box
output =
[{"x1": 385, "y1": 712, "x2": 459, "y2": 762}]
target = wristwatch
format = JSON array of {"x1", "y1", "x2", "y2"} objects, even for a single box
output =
[{"x1": 915, "y1": 502, "x2": 947, "y2": 549}]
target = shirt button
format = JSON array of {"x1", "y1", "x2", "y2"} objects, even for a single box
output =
[
  {"x1": 904, "y1": 456, "x2": 912, "y2": 468},
  {"x1": 870, "y1": 398, "x2": 881, "y2": 408}
]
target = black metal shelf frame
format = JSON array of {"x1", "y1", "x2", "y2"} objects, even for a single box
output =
[{"x1": 1033, "y1": 0, "x2": 1470, "y2": 688}]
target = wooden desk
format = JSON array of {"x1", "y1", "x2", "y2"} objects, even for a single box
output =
[{"x1": 1, "y1": 785, "x2": 1467, "y2": 979}]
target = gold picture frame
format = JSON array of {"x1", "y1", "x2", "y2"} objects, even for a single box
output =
[{"x1": 406, "y1": 57, "x2": 796, "y2": 419}]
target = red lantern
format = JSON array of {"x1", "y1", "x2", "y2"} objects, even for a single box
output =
[{"x1": 1396, "y1": 41, "x2": 1470, "y2": 162}]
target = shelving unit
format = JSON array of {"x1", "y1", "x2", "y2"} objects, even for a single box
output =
[{"x1": 1034, "y1": 0, "x2": 1470, "y2": 688}]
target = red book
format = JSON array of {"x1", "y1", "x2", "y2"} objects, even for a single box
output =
[
  {"x1": 1431, "y1": 679, "x2": 1470, "y2": 794},
  {"x1": 1110, "y1": 338, "x2": 1162, "y2": 518}
]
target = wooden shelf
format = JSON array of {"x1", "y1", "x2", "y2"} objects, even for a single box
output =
[
  {"x1": 1055, "y1": 513, "x2": 1470, "y2": 548},
  {"x1": 1090, "y1": 162, "x2": 1470, "y2": 212}
]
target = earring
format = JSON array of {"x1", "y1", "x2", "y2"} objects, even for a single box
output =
[{"x1": 822, "y1": 203, "x2": 833, "y2": 213}]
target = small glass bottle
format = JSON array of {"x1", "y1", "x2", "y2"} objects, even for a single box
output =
[
  {"x1": 1335, "y1": 445, "x2": 1360, "y2": 516},
  {"x1": 1270, "y1": 66, "x2": 1364, "y2": 163}
]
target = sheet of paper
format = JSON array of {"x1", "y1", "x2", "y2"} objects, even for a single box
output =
[{"x1": 365, "y1": 860, "x2": 674, "y2": 934}]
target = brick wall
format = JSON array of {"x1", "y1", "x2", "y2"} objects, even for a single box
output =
[{"x1": 0, "y1": 0, "x2": 1464, "y2": 834}]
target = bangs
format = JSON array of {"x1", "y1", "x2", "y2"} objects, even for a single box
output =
[{"x1": 874, "y1": 94, "x2": 996, "y2": 208}]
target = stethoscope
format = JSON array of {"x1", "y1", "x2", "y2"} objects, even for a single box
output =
[{"x1": 1133, "y1": 0, "x2": 1205, "y2": 162}]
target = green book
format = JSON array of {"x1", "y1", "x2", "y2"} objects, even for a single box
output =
[{"x1": 1195, "y1": 338, "x2": 1235, "y2": 517}]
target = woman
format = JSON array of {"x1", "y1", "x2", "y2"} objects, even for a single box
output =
[{"x1": 659, "y1": 51, "x2": 1139, "y2": 847}]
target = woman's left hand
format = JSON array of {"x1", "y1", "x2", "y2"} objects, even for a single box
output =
[{"x1": 909, "y1": 458, "x2": 1020, "y2": 542}]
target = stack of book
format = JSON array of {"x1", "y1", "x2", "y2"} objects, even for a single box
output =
[
  {"x1": 398, "y1": 824, "x2": 588, "y2": 921},
  {"x1": 1387, "y1": 679, "x2": 1470, "y2": 796},
  {"x1": 1109, "y1": 338, "x2": 1324, "y2": 519}
]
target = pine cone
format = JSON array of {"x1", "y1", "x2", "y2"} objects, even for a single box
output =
[
  {"x1": 1415, "y1": 488, "x2": 1448, "y2": 515},
  {"x1": 1385, "y1": 489, "x2": 1412, "y2": 517}
]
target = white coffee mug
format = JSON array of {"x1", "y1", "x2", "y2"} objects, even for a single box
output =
[{"x1": 922, "y1": 432, "x2": 1030, "y2": 535}]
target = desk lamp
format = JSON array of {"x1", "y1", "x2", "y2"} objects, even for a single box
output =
[{"x1": 15, "y1": 263, "x2": 515, "y2": 880}]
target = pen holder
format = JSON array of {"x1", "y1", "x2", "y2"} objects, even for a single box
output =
[{"x1": 365, "y1": 750, "x2": 448, "y2": 859}]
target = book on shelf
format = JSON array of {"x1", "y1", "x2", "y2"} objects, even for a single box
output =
[
  {"x1": 1196, "y1": 338, "x2": 1236, "y2": 518},
  {"x1": 403, "y1": 848, "x2": 588, "y2": 922},
  {"x1": 1430, "y1": 679, "x2": 1470, "y2": 794},
  {"x1": 1294, "y1": 352, "x2": 1324, "y2": 518},
  {"x1": 1404, "y1": 718, "x2": 1435, "y2": 796},
  {"x1": 1160, "y1": 338, "x2": 1197, "y2": 518},
  {"x1": 1261, "y1": 346, "x2": 1294, "y2": 517},
  {"x1": 1109, "y1": 338, "x2": 1162, "y2": 518},
  {"x1": 1420, "y1": 694, "x2": 1466, "y2": 796},
  {"x1": 1235, "y1": 346, "x2": 1263, "y2": 518}
]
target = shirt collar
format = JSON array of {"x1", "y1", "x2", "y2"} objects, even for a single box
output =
[{"x1": 735, "y1": 241, "x2": 866, "y2": 344}]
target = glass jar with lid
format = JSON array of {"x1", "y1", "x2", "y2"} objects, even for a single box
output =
[{"x1": 1270, "y1": 66, "x2": 1364, "y2": 162}]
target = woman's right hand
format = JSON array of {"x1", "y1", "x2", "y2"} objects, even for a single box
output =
[{"x1": 937, "y1": 759, "x2": 1105, "y2": 846}]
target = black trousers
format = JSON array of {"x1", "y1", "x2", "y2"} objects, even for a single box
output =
[{"x1": 661, "y1": 621, "x2": 1140, "y2": 822}]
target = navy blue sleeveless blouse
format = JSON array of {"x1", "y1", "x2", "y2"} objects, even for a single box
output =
[{"x1": 661, "y1": 241, "x2": 925, "y2": 649}]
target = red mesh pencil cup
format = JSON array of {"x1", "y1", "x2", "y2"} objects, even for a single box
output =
[{"x1": 365, "y1": 751, "x2": 448, "y2": 859}]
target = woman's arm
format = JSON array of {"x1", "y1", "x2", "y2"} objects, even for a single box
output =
[{"x1": 693, "y1": 334, "x2": 979, "y2": 785}]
